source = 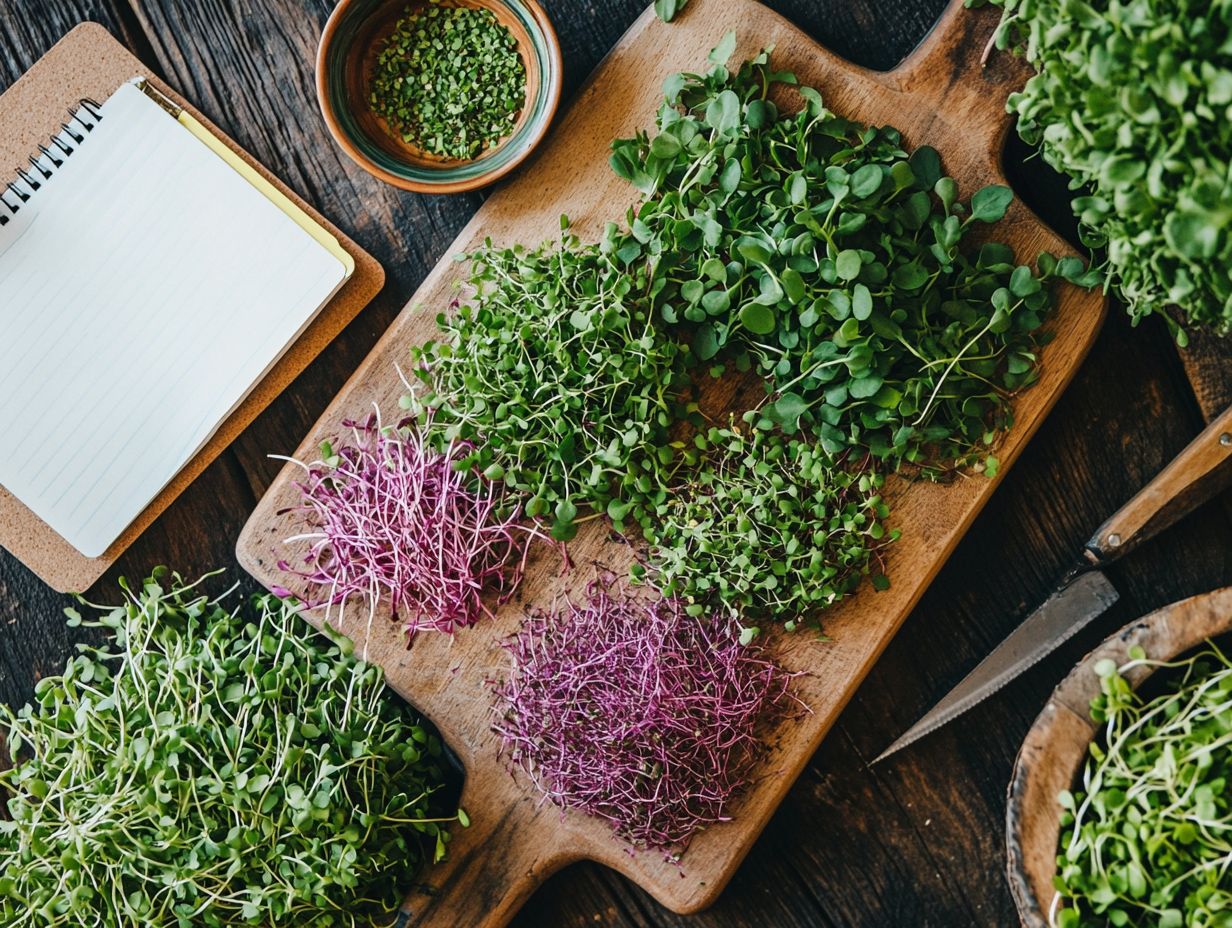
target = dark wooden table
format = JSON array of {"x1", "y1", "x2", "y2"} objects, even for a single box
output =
[{"x1": 3, "y1": 1, "x2": 1231, "y2": 925}]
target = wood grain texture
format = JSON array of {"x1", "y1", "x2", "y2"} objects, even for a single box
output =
[
  {"x1": 1007, "y1": 587, "x2": 1232, "y2": 927},
  {"x1": 1176, "y1": 328, "x2": 1232, "y2": 422},
  {"x1": 3, "y1": 0, "x2": 1232, "y2": 926},
  {"x1": 235, "y1": 0, "x2": 1107, "y2": 922}
]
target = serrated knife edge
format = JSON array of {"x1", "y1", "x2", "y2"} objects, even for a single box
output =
[{"x1": 873, "y1": 571, "x2": 1120, "y2": 763}]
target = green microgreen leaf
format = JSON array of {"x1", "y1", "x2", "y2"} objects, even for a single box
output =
[
  {"x1": 1055, "y1": 644, "x2": 1232, "y2": 926},
  {"x1": 970, "y1": 184, "x2": 1014, "y2": 223},
  {"x1": 0, "y1": 572, "x2": 457, "y2": 927},
  {"x1": 739, "y1": 302, "x2": 777, "y2": 335},
  {"x1": 708, "y1": 30, "x2": 737, "y2": 67},
  {"x1": 984, "y1": 0, "x2": 1231, "y2": 336},
  {"x1": 654, "y1": 0, "x2": 689, "y2": 22}
]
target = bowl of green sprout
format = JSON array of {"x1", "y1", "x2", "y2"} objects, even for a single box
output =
[
  {"x1": 1008, "y1": 586, "x2": 1232, "y2": 928},
  {"x1": 317, "y1": 0, "x2": 562, "y2": 193}
]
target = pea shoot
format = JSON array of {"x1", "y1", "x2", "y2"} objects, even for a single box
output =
[
  {"x1": 1055, "y1": 643, "x2": 1232, "y2": 928},
  {"x1": 0, "y1": 570, "x2": 460, "y2": 927},
  {"x1": 370, "y1": 0, "x2": 526, "y2": 161}
]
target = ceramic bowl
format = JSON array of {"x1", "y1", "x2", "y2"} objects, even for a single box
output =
[
  {"x1": 316, "y1": 0, "x2": 562, "y2": 193},
  {"x1": 1006, "y1": 586, "x2": 1232, "y2": 927}
]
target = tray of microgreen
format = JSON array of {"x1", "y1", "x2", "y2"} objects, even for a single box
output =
[
  {"x1": 1008, "y1": 587, "x2": 1232, "y2": 928},
  {"x1": 0, "y1": 569, "x2": 462, "y2": 928}
]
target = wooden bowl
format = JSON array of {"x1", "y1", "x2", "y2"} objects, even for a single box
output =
[
  {"x1": 316, "y1": 0, "x2": 562, "y2": 193},
  {"x1": 1006, "y1": 586, "x2": 1232, "y2": 927}
]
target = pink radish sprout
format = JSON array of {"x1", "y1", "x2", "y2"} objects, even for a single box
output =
[
  {"x1": 491, "y1": 582, "x2": 802, "y2": 856},
  {"x1": 277, "y1": 410, "x2": 534, "y2": 638}
]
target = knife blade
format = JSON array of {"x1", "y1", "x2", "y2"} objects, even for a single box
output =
[
  {"x1": 875, "y1": 400, "x2": 1232, "y2": 763},
  {"x1": 873, "y1": 570, "x2": 1118, "y2": 762}
]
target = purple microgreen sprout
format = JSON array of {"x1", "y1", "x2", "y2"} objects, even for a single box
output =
[
  {"x1": 491, "y1": 581, "x2": 803, "y2": 858},
  {"x1": 276, "y1": 407, "x2": 543, "y2": 644}
]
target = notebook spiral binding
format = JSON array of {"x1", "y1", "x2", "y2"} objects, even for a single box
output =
[{"x1": 1, "y1": 98, "x2": 104, "y2": 227}]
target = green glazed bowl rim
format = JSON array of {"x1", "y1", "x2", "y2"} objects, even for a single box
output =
[{"x1": 317, "y1": 0, "x2": 563, "y2": 193}]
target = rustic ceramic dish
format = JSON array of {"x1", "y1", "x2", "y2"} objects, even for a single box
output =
[
  {"x1": 1007, "y1": 586, "x2": 1232, "y2": 927},
  {"x1": 316, "y1": 0, "x2": 562, "y2": 193}
]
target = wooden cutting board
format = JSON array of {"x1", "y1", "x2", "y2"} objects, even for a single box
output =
[{"x1": 237, "y1": 0, "x2": 1108, "y2": 923}]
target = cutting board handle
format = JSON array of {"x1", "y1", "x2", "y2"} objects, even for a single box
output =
[
  {"x1": 889, "y1": 0, "x2": 1030, "y2": 162},
  {"x1": 400, "y1": 778, "x2": 569, "y2": 928}
]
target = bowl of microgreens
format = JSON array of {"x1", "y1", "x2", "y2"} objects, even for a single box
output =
[
  {"x1": 1007, "y1": 586, "x2": 1232, "y2": 928},
  {"x1": 317, "y1": 0, "x2": 561, "y2": 193}
]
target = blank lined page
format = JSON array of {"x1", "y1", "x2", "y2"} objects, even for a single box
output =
[{"x1": 0, "y1": 81, "x2": 348, "y2": 558}]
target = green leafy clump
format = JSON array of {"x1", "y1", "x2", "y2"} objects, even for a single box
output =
[
  {"x1": 633, "y1": 425, "x2": 895, "y2": 630},
  {"x1": 408, "y1": 37, "x2": 1075, "y2": 624},
  {"x1": 1054, "y1": 643, "x2": 1232, "y2": 928},
  {"x1": 369, "y1": 0, "x2": 526, "y2": 160},
  {"x1": 607, "y1": 37, "x2": 1080, "y2": 472},
  {"x1": 0, "y1": 570, "x2": 458, "y2": 927},
  {"x1": 406, "y1": 229, "x2": 692, "y2": 542},
  {"x1": 979, "y1": 0, "x2": 1232, "y2": 342},
  {"x1": 654, "y1": 0, "x2": 690, "y2": 22}
]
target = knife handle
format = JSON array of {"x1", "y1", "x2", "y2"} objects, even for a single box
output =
[{"x1": 1086, "y1": 402, "x2": 1232, "y2": 565}]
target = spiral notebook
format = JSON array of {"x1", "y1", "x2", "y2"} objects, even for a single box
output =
[
  {"x1": 0, "y1": 24, "x2": 385, "y2": 591},
  {"x1": 0, "y1": 78, "x2": 352, "y2": 561}
]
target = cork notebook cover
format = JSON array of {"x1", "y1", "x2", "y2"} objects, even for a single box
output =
[{"x1": 0, "y1": 23, "x2": 385, "y2": 593}]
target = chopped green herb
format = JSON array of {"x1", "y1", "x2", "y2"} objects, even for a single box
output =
[
  {"x1": 370, "y1": 0, "x2": 526, "y2": 160},
  {"x1": 637, "y1": 424, "x2": 895, "y2": 625},
  {"x1": 0, "y1": 570, "x2": 458, "y2": 927}
]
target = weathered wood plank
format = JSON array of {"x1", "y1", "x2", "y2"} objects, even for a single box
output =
[
  {"x1": 0, "y1": 0, "x2": 143, "y2": 85},
  {"x1": 1176, "y1": 329, "x2": 1232, "y2": 422}
]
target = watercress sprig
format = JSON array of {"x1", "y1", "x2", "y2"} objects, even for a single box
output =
[
  {"x1": 607, "y1": 36, "x2": 1084, "y2": 473},
  {"x1": 976, "y1": 0, "x2": 1229, "y2": 341}
]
